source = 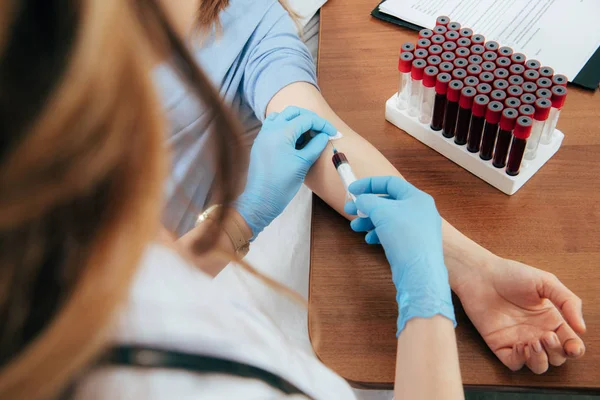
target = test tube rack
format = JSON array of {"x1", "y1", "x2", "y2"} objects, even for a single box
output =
[{"x1": 385, "y1": 95, "x2": 564, "y2": 195}]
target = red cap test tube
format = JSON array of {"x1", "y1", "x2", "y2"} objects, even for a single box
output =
[
  {"x1": 509, "y1": 64, "x2": 525, "y2": 76},
  {"x1": 524, "y1": 98, "x2": 552, "y2": 160},
  {"x1": 540, "y1": 85, "x2": 567, "y2": 145},
  {"x1": 508, "y1": 74, "x2": 524, "y2": 86},
  {"x1": 427, "y1": 55, "x2": 442, "y2": 67},
  {"x1": 417, "y1": 38, "x2": 432, "y2": 50},
  {"x1": 434, "y1": 25, "x2": 448, "y2": 35},
  {"x1": 397, "y1": 52, "x2": 415, "y2": 109},
  {"x1": 519, "y1": 104, "x2": 535, "y2": 118},
  {"x1": 414, "y1": 49, "x2": 429, "y2": 60},
  {"x1": 481, "y1": 61, "x2": 496, "y2": 73},
  {"x1": 429, "y1": 45, "x2": 443, "y2": 56},
  {"x1": 436, "y1": 16, "x2": 450, "y2": 26},
  {"x1": 496, "y1": 57, "x2": 511, "y2": 68},
  {"x1": 445, "y1": 31, "x2": 460, "y2": 42},
  {"x1": 520, "y1": 93, "x2": 536, "y2": 106},
  {"x1": 442, "y1": 41, "x2": 457, "y2": 52},
  {"x1": 525, "y1": 59, "x2": 541, "y2": 70},
  {"x1": 439, "y1": 61, "x2": 454, "y2": 73},
  {"x1": 419, "y1": 29, "x2": 434, "y2": 39},
  {"x1": 511, "y1": 53, "x2": 526, "y2": 65},
  {"x1": 493, "y1": 108, "x2": 519, "y2": 168},
  {"x1": 442, "y1": 51, "x2": 456, "y2": 62},
  {"x1": 401, "y1": 42, "x2": 415, "y2": 54},
  {"x1": 454, "y1": 86, "x2": 477, "y2": 145},
  {"x1": 493, "y1": 68, "x2": 509, "y2": 80},
  {"x1": 552, "y1": 74, "x2": 568, "y2": 87},
  {"x1": 467, "y1": 64, "x2": 482, "y2": 77},
  {"x1": 442, "y1": 79, "x2": 464, "y2": 138},
  {"x1": 507, "y1": 85, "x2": 524, "y2": 98},
  {"x1": 479, "y1": 101, "x2": 504, "y2": 160},
  {"x1": 448, "y1": 21, "x2": 461, "y2": 31},
  {"x1": 536, "y1": 88, "x2": 552, "y2": 100},
  {"x1": 457, "y1": 38, "x2": 472, "y2": 48},
  {"x1": 471, "y1": 34, "x2": 485, "y2": 45},
  {"x1": 419, "y1": 66, "x2": 439, "y2": 124},
  {"x1": 484, "y1": 41, "x2": 499, "y2": 52},
  {"x1": 430, "y1": 72, "x2": 452, "y2": 131},
  {"x1": 524, "y1": 69, "x2": 540, "y2": 83},
  {"x1": 459, "y1": 28, "x2": 473, "y2": 38},
  {"x1": 456, "y1": 47, "x2": 470, "y2": 58},
  {"x1": 536, "y1": 77, "x2": 552, "y2": 89},
  {"x1": 506, "y1": 116, "x2": 533, "y2": 176},
  {"x1": 505, "y1": 97, "x2": 521, "y2": 110},
  {"x1": 493, "y1": 79, "x2": 509, "y2": 91},
  {"x1": 452, "y1": 68, "x2": 467, "y2": 81},
  {"x1": 468, "y1": 55, "x2": 483, "y2": 65},
  {"x1": 539, "y1": 66, "x2": 554, "y2": 78},
  {"x1": 523, "y1": 82, "x2": 538, "y2": 94},
  {"x1": 467, "y1": 94, "x2": 490, "y2": 153},
  {"x1": 476, "y1": 83, "x2": 492, "y2": 96},
  {"x1": 498, "y1": 46, "x2": 513, "y2": 57},
  {"x1": 480, "y1": 71, "x2": 495, "y2": 84},
  {"x1": 471, "y1": 45, "x2": 486, "y2": 56},
  {"x1": 491, "y1": 89, "x2": 507, "y2": 102},
  {"x1": 454, "y1": 58, "x2": 468, "y2": 69},
  {"x1": 483, "y1": 51, "x2": 498, "y2": 62},
  {"x1": 464, "y1": 76, "x2": 480, "y2": 87},
  {"x1": 431, "y1": 34, "x2": 446, "y2": 45},
  {"x1": 408, "y1": 59, "x2": 427, "y2": 116}
]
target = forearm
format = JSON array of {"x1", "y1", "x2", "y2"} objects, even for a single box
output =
[
  {"x1": 395, "y1": 316, "x2": 464, "y2": 399},
  {"x1": 267, "y1": 82, "x2": 494, "y2": 290}
]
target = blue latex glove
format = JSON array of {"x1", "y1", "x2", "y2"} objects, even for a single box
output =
[
  {"x1": 236, "y1": 106, "x2": 337, "y2": 238},
  {"x1": 344, "y1": 176, "x2": 456, "y2": 336}
]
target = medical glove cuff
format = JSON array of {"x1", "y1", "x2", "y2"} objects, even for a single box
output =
[{"x1": 396, "y1": 290, "x2": 457, "y2": 337}]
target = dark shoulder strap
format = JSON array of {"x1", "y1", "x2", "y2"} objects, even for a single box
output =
[{"x1": 98, "y1": 345, "x2": 312, "y2": 399}]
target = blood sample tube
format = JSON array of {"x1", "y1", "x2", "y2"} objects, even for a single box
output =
[
  {"x1": 429, "y1": 45, "x2": 443, "y2": 56},
  {"x1": 431, "y1": 34, "x2": 446, "y2": 45},
  {"x1": 436, "y1": 15, "x2": 450, "y2": 26},
  {"x1": 511, "y1": 53, "x2": 526, "y2": 65},
  {"x1": 471, "y1": 34, "x2": 485, "y2": 46},
  {"x1": 524, "y1": 69, "x2": 540, "y2": 83},
  {"x1": 467, "y1": 64, "x2": 482, "y2": 77},
  {"x1": 442, "y1": 80, "x2": 464, "y2": 138},
  {"x1": 484, "y1": 41, "x2": 499, "y2": 53},
  {"x1": 479, "y1": 101, "x2": 504, "y2": 160},
  {"x1": 419, "y1": 29, "x2": 434, "y2": 39},
  {"x1": 520, "y1": 93, "x2": 536, "y2": 106},
  {"x1": 417, "y1": 38, "x2": 432, "y2": 50},
  {"x1": 442, "y1": 41, "x2": 457, "y2": 52},
  {"x1": 523, "y1": 82, "x2": 537, "y2": 94},
  {"x1": 476, "y1": 83, "x2": 492, "y2": 96},
  {"x1": 505, "y1": 97, "x2": 521, "y2": 110},
  {"x1": 498, "y1": 46, "x2": 513, "y2": 57},
  {"x1": 494, "y1": 68, "x2": 509, "y2": 80},
  {"x1": 445, "y1": 31, "x2": 460, "y2": 42},
  {"x1": 509, "y1": 64, "x2": 525, "y2": 76},
  {"x1": 419, "y1": 66, "x2": 439, "y2": 124},
  {"x1": 430, "y1": 72, "x2": 452, "y2": 131},
  {"x1": 414, "y1": 48, "x2": 428, "y2": 60},
  {"x1": 442, "y1": 51, "x2": 456, "y2": 62},
  {"x1": 552, "y1": 74, "x2": 568, "y2": 87},
  {"x1": 496, "y1": 57, "x2": 511, "y2": 69},
  {"x1": 448, "y1": 21, "x2": 461, "y2": 31},
  {"x1": 427, "y1": 55, "x2": 442, "y2": 68},
  {"x1": 536, "y1": 88, "x2": 552, "y2": 100},
  {"x1": 452, "y1": 68, "x2": 467, "y2": 81},
  {"x1": 523, "y1": 98, "x2": 551, "y2": 160},
  {"x1": 507, "y1": 85, "x2": 524, "y2": 98},
  {"x1": 408, "y1": 59, "x2": 426, "y2": 117},
  {"x1": 483, "y1": 51, "x2": 497, "y2": 62},
  {"x1": 471, "y1": 45, "x2": 485, "y2": 56},
  {"x1": 508, "y1": 75, "x2": 524, "y2": 86},
  {"x1": 467, "y1": 94, "x2": 489, "y2": 153},
  {"x1": 493, "y1": 79, "x2": 509, "y2": 92},
  {"x1": 464, "y1": 76, "x2": 480, "y2": 87},
  {"x1": 526, "y1": 59, "x2": 541, "y2": 71},
  {"x1": 506, "y1": 116, "x2": 533, "y2": 176},
  {"x1": 540, "y1": 85, "x2": 567, "y2": 145},
  {"x1": 468, "y1": 55, "x2": 483, "y2": 65},
  {"x1": 455, "y1": 47, "x2": 470, "y2": 58},
  {"x1": 454, "y1": 87, "x2": 477, "y2": 145},
  {"x1": 397, "y1": 52, "x2": 415, "y2": 109},
  {"x1": 536, "y1": 77, "x2": 552, "y2": 89},
  {"x1": 457, "y1": 38, "x2": 472, "y2": 48},
  {"x1": 481, "y1": 61, "x2": 496, "y2": 73},
  {"x1": 493, "y1": 108, "x2": 518, "y2": 168},
  {"x1": 439, "y1": 61, "x2": 454, "y2": 74},
  {"x1": 480, "y1": 71, "x2": 495, "y2": 84},
  {"x1": 332, "y1": 150, "x2": 367, "y2": 218},
  {"x1": 454, "y1": 58, "x2": 468, "y2": 69},
  {"x1": 519, "y1": 104, "x2": 534, "y2": 118},
  {"x1": 539, "y1": 66, "x2": 554, "y2": 79},
  {"x1": 491, "y1": 89, "x2": 506, "y2": 103},
  {"x1": 401, "y1": 42, "x2": 415, "y2": 54},
  {"x1": 459, "y1": 28, "x2": 473, "y2": 38},
  {"x1": 434, "y1": 25, "x2": 448, "y2": 35}
]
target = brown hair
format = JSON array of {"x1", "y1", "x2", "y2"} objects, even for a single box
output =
[{"x1": 0, "y1": 0, "x2": 244, "y2": 398}]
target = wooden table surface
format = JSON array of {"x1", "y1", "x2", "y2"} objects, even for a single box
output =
[{"x1": 308, "y1": 0, "x2": 600, "y2": 392}]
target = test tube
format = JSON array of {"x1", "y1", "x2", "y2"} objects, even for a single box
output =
[
  {"x1": 536, "y1": 77, "x2": 552, "y2": 89},
  {"x1": 484, "y1": 41, "x2": 499, "y2": 53},
  {"x1": 483, "y1": 51, "x2": 497, "y2": 62},
  {"x1": 467, "y1": 64, "x2": 482, "y2": 77},
  {"x1": 508, "y1": 75, "x2": 524, "y2": 86},
  {"x1": 417, "y1": 38, "x2": 432, "y2": 50},
  {"x1": 493, "y1": 108, "x2": 519, "y2": 168},
  {"x1": 414, "y1": 48, "x2": 429, "y2": 60},
  {"x1": 539, "y1": 66, "x2": 554, "y2": 79},
  {"x1": 505, "y1": 97, "x2": 521, "y2": 110},
  {"x1": 479, "y1": 101, "x2": 504, "y2": 160},
  {"x1": 434, "y1": 25, "x2": 448, "y2": 35},
  {"x1": 468, "y1": 55, "x2": 483, "y2": 65},
  {"x1": 471, "y1": 34, "x2": 485, "y2": 45},
  {"x1": 457, "y1": 38, "x2": 472, "y2": 48},
  {"x1": 536, "y1": 88, "x2": 552, "y2": 100},
  {"x1": 464, "y1": 76, "x2": 480, "y2": 87},
  {"x1": 419, "y1": 29, "x2": 434, "y2": 39},
  {"x1": 506, "y1": 116, "x2": 533, "y2": 176},
  {"x1": 448, "y1": 21, "x2": 461, "y2": 31},
  {"x1": 427, "y1": 55, "x2": 442, "y2": 68},
  {"x1": 511, "y1": 53, "x2": 526, "y2": 65},
  {"x1": 429, "y1": 45, "x2": 443, "y2": 56},
  {"x1": 526, "y1": 59, "x2": 541, "y2": 71},
  {"x1": 332, "y1": 150, "x2": 367, "y2": 218},
  {"x1": 454, "y1": 86, "x2": 477, "y2": 145},
  {"x1": 467, "y1": 94, "x2": 490, "y2": 153},
  {"x1": 552, "y1": 74, "x2": 568, "y2": 87},
  {"x1": 439, "y1": 61, "x2": 454, "y2": 74},
  {"x1": 493, "y1": 68, "x2": 509, "y2": 80},
  {"x1": 455, "y1": 47, "x2": 470, "y2": 58},
  {"x1": 397, "y1": 52, "x2": 414, "y2": 109},
  {"x1": 507, "y1": 85, "x2": 524, "y2": 98},
  {"x1": 454, "y1": 58, "x2": 468, "y2": 69},
  {"x1": 419, "y1": 66, "x2": 439, "y2": 125},
  {"x1": 430, "y1": 72, "x2": 452, "y2": 131},
  {"x1": 509, "y1": 64, "x2": 525, "y2": 76},
  {"x1": 491, "y1": 89, "x2": 506, "y2": 103},
  {"x1": 496, "y1": 57, "x2": 511, "y2": 69},
  {"x1": 436, "y1": 15, "x2": 450, "y2": 26},
  {"x1": 442, "y1": 41, "x2": 457, "y2": 52},
  {"x1": 459, "y1": 28, "x2": 473, "y2": 38},
  {"x1": 498, "y1": 46, "x2": 513, "y2": 57},
  {"x1": 481, "y1": 61, "x2": 496, "y2": 73},
  {"x1": 493, "y1": 79, "x2": 509, "y2": 92},
  {"x1": 479, "y1": 71, "x2": 495, "y2": 84},
  {"x1": 523, "y1": 98, "x2": 551, "y2": 160},
  {"x1": 401, "y1": 42, "x2": 415, "y2": 54},
  {"x1": 522, "y1": 82, "x2": 537, "y2": 94},
  {"x1": 520, "y1": 93, "x2": 536, "y2": 106},
  {"x1": 476, "y1": 83, "x2": 492, "y2": 96},
  {"x1": 471, "y1": 45, "x2": 486, "y2": 56},
  {"x1": 540, "y1": 85, "x2": 567, "y2": 145},
  {"x1": 452, "y1": 68, "x2": 467, "y2": 81},
  {"x1": 442, "y1": 51, "x2": 456, "y2": 62},
  {"x1": 524, "y1": 69, "x2": 540, "y2": 83},
  {"x1": 431, "y1": 34, "x2": 446, "y2": 45},
  {"x1": 445, "y1": 30, "x2": 460, "y2": 42},
  {"x1": 442, "y1": 80, "x2": 464, "y2": 138},
  {"x1": 519, "y1": 104, "x2": 535, "y2": 118},
  {"x1": 409, "y1": 59, "x2": 426, "y2": 117}
]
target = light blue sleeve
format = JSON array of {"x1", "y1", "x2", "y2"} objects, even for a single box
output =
[{"x1": 242, "y1": 2, "x2": 318, "y2": 121}]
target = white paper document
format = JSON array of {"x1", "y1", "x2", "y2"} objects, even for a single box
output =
[{"x1": 379, "y1": 0, "x2": 600, "y2": 80}]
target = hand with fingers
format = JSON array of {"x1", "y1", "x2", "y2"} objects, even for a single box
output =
[
  {"x1": 236, "y1": 106, "x2": 337, "y2": 238},
  {"x1": 345, "y1": 176, "x2": 456, "y2": 335}
]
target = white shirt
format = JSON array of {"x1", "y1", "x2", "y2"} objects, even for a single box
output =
[{"x1": 74, "y1": 244, "x2": 356, "y2": 399}]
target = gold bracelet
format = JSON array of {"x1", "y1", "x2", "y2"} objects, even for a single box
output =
[{"x1": 196, "y1": 205, "x2": 250, "y2": 258}]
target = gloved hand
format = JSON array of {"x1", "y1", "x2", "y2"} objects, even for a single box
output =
[
  {"x1": 344, "y1": 176, "x2": 455, "y2": 336},
  {"x1": 236, "y1": 106, "x2": 337, "y2": 238}
]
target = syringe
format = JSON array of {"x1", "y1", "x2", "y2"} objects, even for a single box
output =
[{"x1": 331, "y1": 148, "x2": 367, "y2": 218}]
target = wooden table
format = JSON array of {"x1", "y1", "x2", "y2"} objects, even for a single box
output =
[{"x1": 309, "y1": 0, "x2": 600, "y2": 392}]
